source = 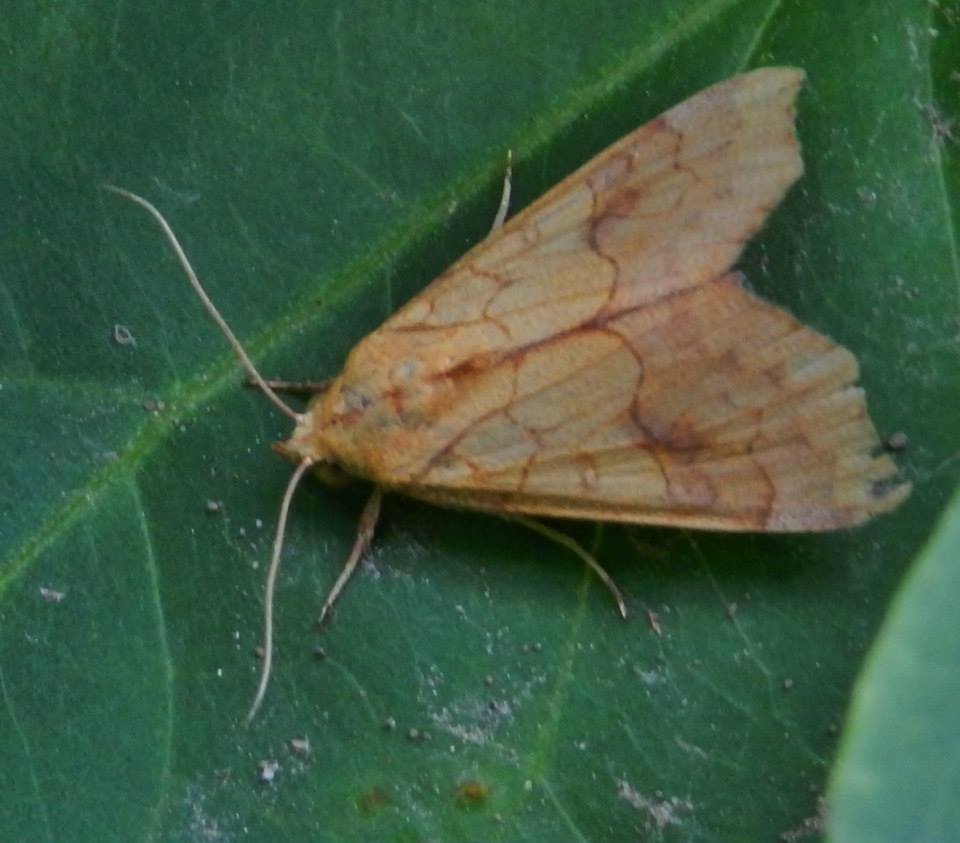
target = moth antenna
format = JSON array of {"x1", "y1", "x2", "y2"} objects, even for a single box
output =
[
  {"x1": 245, "y1": 457, "x2": 315, "y2": 726},
  {"x1": 510, "y1": 515, "x2": 628, "y2": 619},
  {"x1": 102, "y1": 185, "x2": 300, "y2": 422}
]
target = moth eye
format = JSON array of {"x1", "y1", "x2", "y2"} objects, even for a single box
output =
[{"x1": 313, "y1": 460, "x2": 351, "y2": 488}]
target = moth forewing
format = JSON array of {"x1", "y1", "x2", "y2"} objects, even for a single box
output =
[{"x1": 292, "y1": 67, "x2": 908, "y2": 531}]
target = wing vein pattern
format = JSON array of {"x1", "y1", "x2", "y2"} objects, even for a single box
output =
[{"x1": 316, "y1": 67, "x2": 909, "y2": 531}]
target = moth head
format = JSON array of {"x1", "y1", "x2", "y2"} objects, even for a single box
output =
[{"x1": 273, "y1": 410, "x2": 349, "y2": 485}]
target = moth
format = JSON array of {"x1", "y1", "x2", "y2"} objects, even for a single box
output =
[{"x1": 107, "y1": 67, "x2": 909, "y2": 723}]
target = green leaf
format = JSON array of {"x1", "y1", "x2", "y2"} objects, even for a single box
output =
[
  {"x1": 827, "y1": 486, "x2": 960, "y2": 843},
  {"x1": 1, "y1": 1, "x2": 956, "y2": 841}
]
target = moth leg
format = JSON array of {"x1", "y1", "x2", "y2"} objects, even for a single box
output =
[
  {"x1": 246, "y1": 377, "x2": 333, "y2": 396},
  {"x1": 317, "y1": 487, "x2": 383, "y2": 625},
  {"x1": 489, "y1": 149, "x2": 513, "y2": 234},
  {"x1": 510, "y1": 515, "x2": 628, "y2": 620}
]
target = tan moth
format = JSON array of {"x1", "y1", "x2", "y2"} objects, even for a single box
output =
[{"x1": 107, "y1": 67, "x2": 909, "y2": 723}]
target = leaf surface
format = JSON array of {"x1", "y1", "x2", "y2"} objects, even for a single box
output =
[{"x1": 1, "y1": 2, "x2": 957, "y2": 840}]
